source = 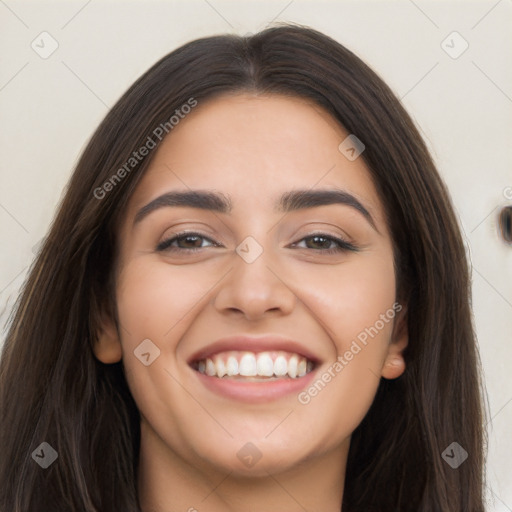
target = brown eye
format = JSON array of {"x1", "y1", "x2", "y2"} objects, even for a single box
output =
[
  {"x1": 304, "y1": 235, "x2": 335, "y2": 250},
  {"x1": 291, "y1": 233, "x2": 358, "y2": 253},
  {"x1": 156, "y1": 232, "x2": 219, "y2": 252}
]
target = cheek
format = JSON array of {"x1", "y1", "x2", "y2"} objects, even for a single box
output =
[
  {"x1": 298, "y1": 249, "x2": 396, "y2": 348},
  {"x1": 114, "y1": 259, "x2": 211, "y2": 403},
  {"x1": 292, "y1": 251, "x2": 397, "y2": 435},
  {"x1": 115, "y1": 258, "x2": 215, "y2": 341},
  {"x1": 114, "y1": 259, "x2": 221, "y2": 448}
]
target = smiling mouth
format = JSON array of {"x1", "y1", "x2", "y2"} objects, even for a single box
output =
[{"x1": 191, "y1": 350, "x2": 316, "y2": 380}]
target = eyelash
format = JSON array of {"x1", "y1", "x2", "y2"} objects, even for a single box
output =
[{"x1": 156, "y1": 231, "x2": 358, "y2": 254}]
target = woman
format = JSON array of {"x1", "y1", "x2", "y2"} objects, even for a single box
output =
[{"x1": 0, "y1": 24, "x2": 486, "y2": 511}]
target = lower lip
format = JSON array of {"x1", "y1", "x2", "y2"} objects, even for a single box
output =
[{"x1": 192, "y1": 368, "x2": 317, "y2": 403}]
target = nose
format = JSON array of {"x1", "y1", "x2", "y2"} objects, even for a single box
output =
[{"x1": 212, "y1": 243, "x2": 296, "y2": 321}]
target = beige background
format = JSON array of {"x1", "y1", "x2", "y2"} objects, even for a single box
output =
[{"x1": 0, "y1": 0, "x2": 511, "y2": 508}]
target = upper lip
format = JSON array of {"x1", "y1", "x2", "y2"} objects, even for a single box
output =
[{"x1": 187, "y1": 335, "x2": 321, "y2": 364}]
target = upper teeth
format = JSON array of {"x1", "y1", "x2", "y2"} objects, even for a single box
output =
[{"x1": 196, "y1": 351, "x2": 314, "y2": 379}]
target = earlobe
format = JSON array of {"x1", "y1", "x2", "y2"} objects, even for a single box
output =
[
  {"x1": 381, "y1": 354, "x2": 406, "y2": 379},
  {"x1": 92, "y1": 316, "x2": 123, "y2": 364},
  {"x1": 381, "y1": 304, "x2": 408, "y2": 380}
]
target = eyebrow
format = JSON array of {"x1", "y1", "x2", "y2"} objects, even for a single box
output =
[{"x1": 133, "y1": 188, "x2": 377, "y2": 230}]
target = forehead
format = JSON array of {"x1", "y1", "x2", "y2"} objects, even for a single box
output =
[{"x1": 125, "y1": 93, "x2": 386, "y2": 227}]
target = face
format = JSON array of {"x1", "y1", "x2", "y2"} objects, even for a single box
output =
[{"x1": 95, "y1": 93, "x2": 407, "y2": 477}]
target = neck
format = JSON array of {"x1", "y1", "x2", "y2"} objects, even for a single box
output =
[{"x1": 137, "y1": 420, "x2": 348, "y2": 512}]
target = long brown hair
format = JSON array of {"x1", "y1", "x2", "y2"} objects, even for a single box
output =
[{"x1": 0, "y1": 24, "x2": 486, "y2": 511}]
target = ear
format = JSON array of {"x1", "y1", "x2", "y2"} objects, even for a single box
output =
[
  {"x1": 92, "y1": 310, "x2": 123, "y2": 364},
  {"x1": 381, "y1": 304, "x2": 408, "y2": 380}
]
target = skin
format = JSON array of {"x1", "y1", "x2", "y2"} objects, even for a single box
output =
[{"x1": 94, "y1": 93, "x2": 408, "y2": 512}]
